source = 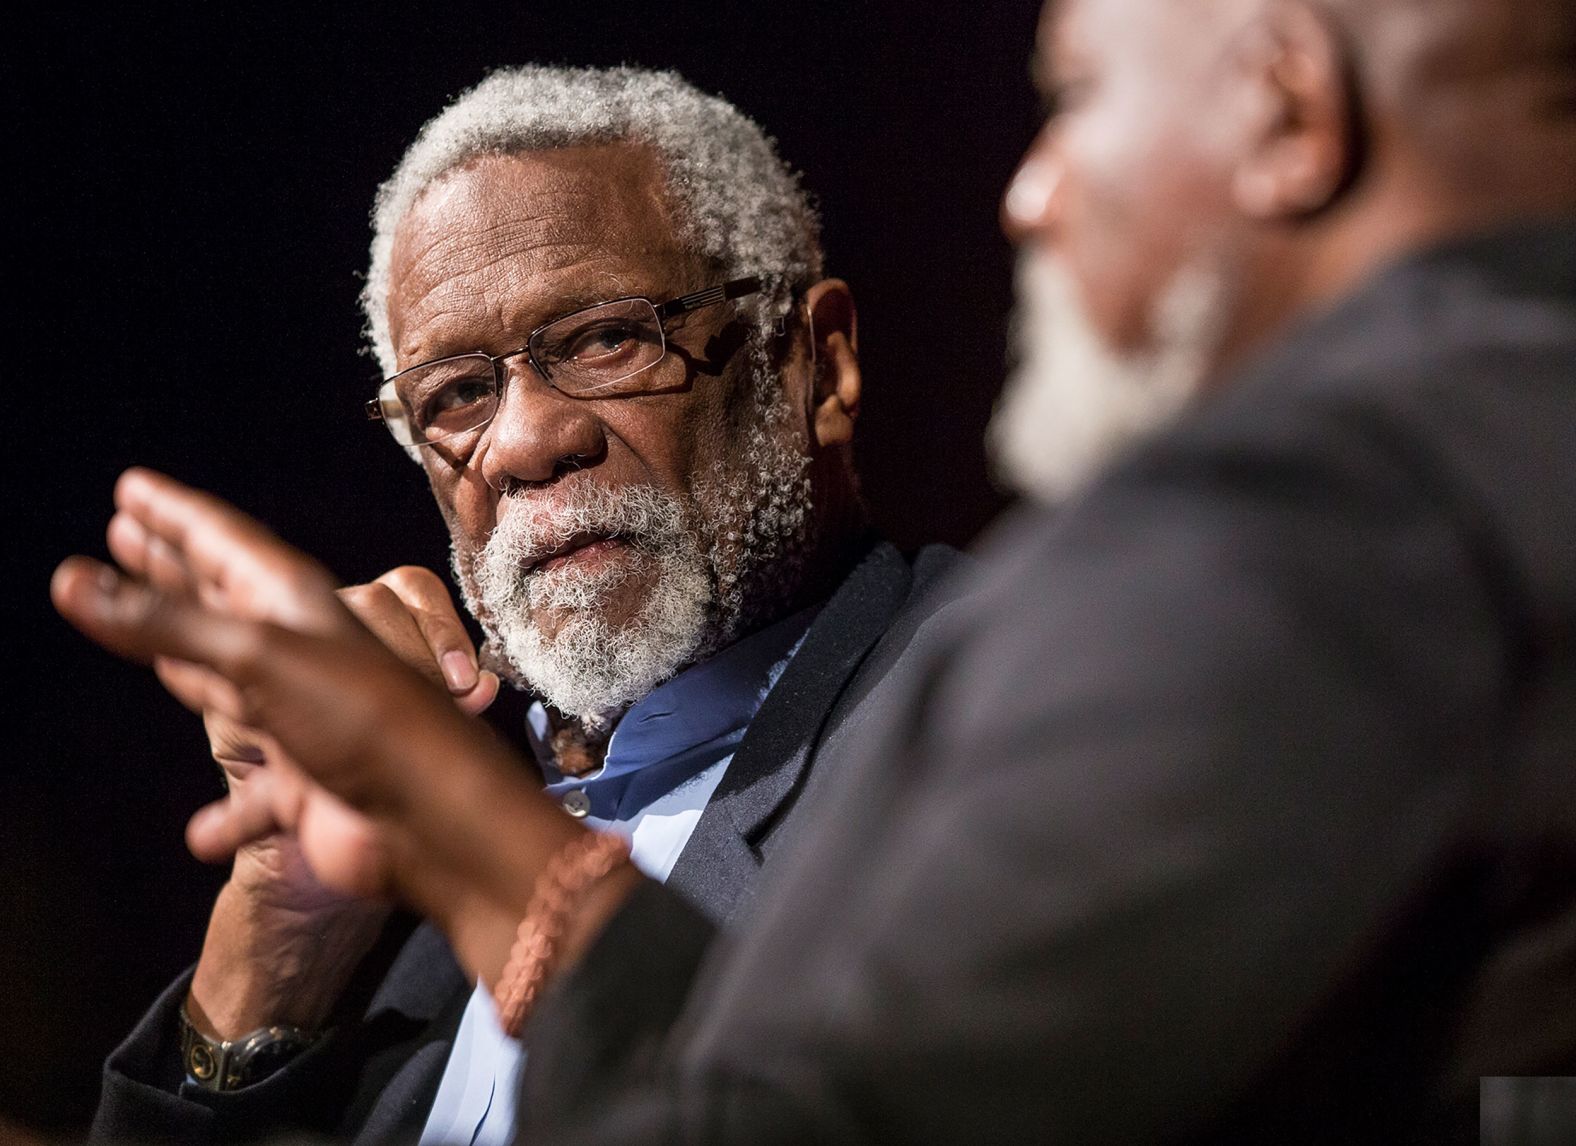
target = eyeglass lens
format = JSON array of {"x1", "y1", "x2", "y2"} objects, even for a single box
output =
[{"x1": 378, "y1": 297, "x2": 668, "y2": 447}]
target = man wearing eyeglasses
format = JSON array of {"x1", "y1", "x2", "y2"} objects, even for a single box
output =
[{"x1": 88, "y1": 65, "x2": 960, "y2": 1146}]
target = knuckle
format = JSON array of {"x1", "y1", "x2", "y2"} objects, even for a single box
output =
[
  {"x1": 418, "y1": 607, "x2": 465, "y2": 641},
  {"x1": 381, "y1": 564, "x2": 435, "y2": 588},
  {"x1": 338, "y1": 581, "x2": 396, "y2": 618},
  {"x1": 381, "y1": 565, "x2": 445, "y2": 604}
]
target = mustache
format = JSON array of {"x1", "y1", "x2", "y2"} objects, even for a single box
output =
[{"x1": 484, "y1": 483, "x2": 690, "y2": 574}]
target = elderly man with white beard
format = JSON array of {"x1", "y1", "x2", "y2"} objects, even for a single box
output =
[{"x1": 83, "y1": 66, "x2": 961, "y2": 1146}]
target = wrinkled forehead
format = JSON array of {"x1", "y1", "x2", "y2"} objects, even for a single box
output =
[
  {"x1": 1037, "y1": 0, "x2": 1110, "y2": 57},
  {"x1": 386, "y1": 144, "x2": 709, "y2": 354},
  {"x1": 1036, "y1": 0, "x2": 1130, "y2": 86},
  {"x1": 1034, "y1": 0, "x2": 1264, "y2": 146},
  {"x1": 391, "y1": 143, "x2": 692, "y2": 277}
]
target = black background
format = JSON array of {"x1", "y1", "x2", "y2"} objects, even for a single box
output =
[{"x1": 7, "y1": 2, "x2": 1041, "y2": 1133}]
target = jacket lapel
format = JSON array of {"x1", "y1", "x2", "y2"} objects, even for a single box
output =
[{"x1": 666, "y1": 541, "x2": 914, "y2": 922}]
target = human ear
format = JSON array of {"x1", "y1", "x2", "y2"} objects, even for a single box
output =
[
  {"x1": 1230, "y1": 0, "x2": 1354, "y2": 220},
  {"x1": 799, "y1": 279, "x2": 861, "y2": 450}
]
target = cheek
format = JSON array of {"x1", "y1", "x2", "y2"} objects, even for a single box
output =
[
  {"x1": 423, "y1": 456, "x2": 491, "y2": 551},
  {"x1": 416, "y1": 375, "x2": 747, "y2": 541},
  {"x1": 1060, "y1": 129, "x2": 1163, "y2": 346},
  {"x1": 1058, "y1": 103, "x2": 1219, "y2": 350},
  {"x1": 606, "y1": 387, "x2": 736, "y2": 499}
]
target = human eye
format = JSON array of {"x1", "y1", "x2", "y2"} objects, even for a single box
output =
[
  {"x1": 1040, "y1": 77, "x2": 1093, "y2": 121},
  {"x1": 402, "y1": 360, "x2": 495, "y2": 433},
  {"x1": 532, "y1": 298, "x2": 665, "y2": 390},
  {"x1": 563, "y1": 318, "x2": 647, "y2": 364}
]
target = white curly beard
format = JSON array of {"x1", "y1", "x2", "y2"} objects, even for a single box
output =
[
  {"x1": 989, "y1": 248, "x2": 1229, "y2": 505},
  {"x1": 454, "y1": 352, "x2": 813, "y2": 724}
]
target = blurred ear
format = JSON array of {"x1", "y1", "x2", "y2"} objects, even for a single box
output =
[
  {"x1": 1230, "y1": 0, "x2": 1354, "y2": 220},
  {"x1": 800, "y1": 278, "x2": 860, "y2": 450}
]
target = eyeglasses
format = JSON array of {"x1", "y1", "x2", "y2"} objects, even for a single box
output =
[{"x1": 366, "y1": 276, "x2": 763, "y2": 449}]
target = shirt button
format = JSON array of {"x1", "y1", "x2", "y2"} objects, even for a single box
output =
[{"x1": 561, "y1": 789, "x2": 590, "y2": 819}]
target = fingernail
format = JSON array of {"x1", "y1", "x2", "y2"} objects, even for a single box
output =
[{"x1": 441, "y1": 649, "x2": 478, "y2": 692}]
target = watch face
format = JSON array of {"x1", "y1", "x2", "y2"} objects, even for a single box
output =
[
  {"x1": 187, "y1": 1041, "x2": 219, "y2": 1083},
  {"x1": 233, "y1": 1029, "x2": 313, "y2": 1086}
]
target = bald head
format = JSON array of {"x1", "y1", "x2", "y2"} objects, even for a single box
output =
[
  {"x1": 1008, "y1": 0, "x2": 1576, "y2": 375},
  {"x1": 1316, "y1": 0, "x2": 1576, "y2": 208},
  {"x1": 1184, "y1": 0, "x2": 1576, "y2": 218},
  {"x1": 992, "y1": 0, "x2": 1574, "y2": 500},
  {"x1": 1321, "y1": 0, "x2": 1575, "y2": 79}
]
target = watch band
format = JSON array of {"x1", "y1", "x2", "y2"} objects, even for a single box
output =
[{"x1": 178, "y1": 1002, "x2": 317, "y2": 1091}]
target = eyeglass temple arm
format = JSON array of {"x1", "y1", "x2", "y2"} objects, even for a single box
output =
[
  {"x1": 365, "y1": 398, "x2": 387, "y2": 422},
  {"x1": 654, "y1": 275, "x2": 763, "y2": 320}
]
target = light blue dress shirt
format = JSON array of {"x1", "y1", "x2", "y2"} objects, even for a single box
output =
[{"x1": 418, "y1": 606, "x2": 815, "y2": 1146}]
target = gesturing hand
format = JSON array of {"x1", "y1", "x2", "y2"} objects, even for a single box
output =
[
  {"x1": 54, "y1": 468, "x2": 608, "y2": 995},
  {"x1": 340, "y1": 565, "x2": 500, "y2": 717},
  {"x1": 52, "y1": 468, "x2": 491, "y2": 899},
  {"x1": 196, "y1": 568, "x2": 501, "y2": 909},
  {"x1": 207, "y1": 564, "x2": 501, "y2": 890}
]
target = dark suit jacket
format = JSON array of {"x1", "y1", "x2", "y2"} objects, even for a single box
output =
[
  {"x1": 88, "y1": 539, "x2": 964, "y2": 1144},
  {"x1": 519, "y1": 220, "x2": 1576, "y2": 1145}
]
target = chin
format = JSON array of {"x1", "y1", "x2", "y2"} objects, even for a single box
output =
[
  {"x1": 526, "y1": 589, "x2": 646, "y2": 643},
  {"x1": 503, "y1": 567, "x2": 713, "y2": 720}
]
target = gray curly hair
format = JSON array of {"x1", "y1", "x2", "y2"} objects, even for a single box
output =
[{"x1": 361, "y1": 65, "x2": 825, "y2": 378}]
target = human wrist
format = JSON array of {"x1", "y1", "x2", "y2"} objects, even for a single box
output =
[
  {"x1": 399, "y1": 778, "x2": 637, "y2": 993},
  {"x1": 188, "y1": 880, "x2": 386, "y2": 1039},
  {"x1": 492, "y1": 832, "x2": 638, "y2": 1036},
  {"x1": 177, "y1": 1000, "x2": 318, "y2": 1091},
  {"x1": 382, "y1": 728, "x2": 578, "y2": 919}
]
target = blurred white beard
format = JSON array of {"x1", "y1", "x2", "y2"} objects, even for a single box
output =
[
  {"x1": 454, "y1": 353, "x2": 813, "y2": 724},
  {"x1": 988, "y1": 249, "x2": 1228, "y2": 505}
]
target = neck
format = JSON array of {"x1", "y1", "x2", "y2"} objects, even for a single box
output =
[
  {"x1": 543, "y1": 705, "x2": 620, "y2": 777},
  {"x1": 765, "y1": 508, "x2": 870, "y2": 626}
]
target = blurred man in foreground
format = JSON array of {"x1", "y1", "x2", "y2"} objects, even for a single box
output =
[{"x1": 56, "y1": 0, "x2": 1576, "y2": 1141}]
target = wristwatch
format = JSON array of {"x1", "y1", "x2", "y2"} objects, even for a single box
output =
[{"x1": 177, "y1": 1003, "x2": 318, "y2": 1091}]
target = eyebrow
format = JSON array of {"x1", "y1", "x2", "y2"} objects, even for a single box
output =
[
  {"x1": 404, "y1": 278, "x2": 674, "y2": 369},
  {"x1": 1030, "y1": 53, "x2": 1056, "y2": 101},
  {"x1": 498, "y1": 280, "x2": 649, "y2": 346},
  {"x1": 536, "y1": 284, "x2": 636, "y2": 320},
  {"x1": 1029, "y1": 53, "x2": 1077, "y2": 124}
]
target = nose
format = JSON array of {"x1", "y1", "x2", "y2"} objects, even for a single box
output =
[
  {"x1": 1001, "y1": 135, "x2": 1062, "y2": 245},
  {"x1": 474, "y1": 361, "x2": 607, "y2": 490}
]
